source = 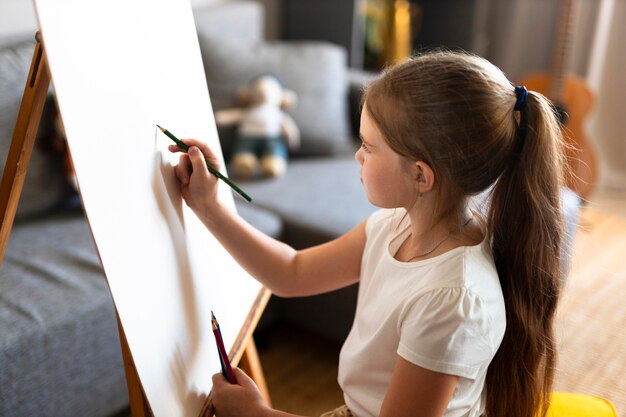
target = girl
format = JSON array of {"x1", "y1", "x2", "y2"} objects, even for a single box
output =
[{"x1": 170, "y1": 51, "x2": 565, "y2": 417}]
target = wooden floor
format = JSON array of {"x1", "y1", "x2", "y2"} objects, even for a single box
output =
[
  {"x1": 256, "y1": 323, "x2": 344, "y2": 416},
  {"x1": 552, "y1": 207, "x2": 626, "y2": 414},
  {"x1": 257, "y1": 205, "x2": 626, "y2": 416}
]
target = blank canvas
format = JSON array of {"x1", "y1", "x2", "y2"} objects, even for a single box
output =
[{"x1": 32, "y1": 0, "x2": 263, "y2": 415}]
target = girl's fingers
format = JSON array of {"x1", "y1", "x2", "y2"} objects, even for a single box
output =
[
  {"x1": 180, "y1": 139, "x2": 221, "y2": 170},
  {"x1": 188, "y1": 146, "x2": 211, "y2": 179},
  {"x1": 167, "y1": 138, "x2": 222, "y2": 171},
  {"x1": 232, "y1": 368, "x2": 255, "y2": 387},
  {"x1": 212, "y1": 372, "x2": 227, "y2": 387},
  {"x1": 175, "y1": 154, "x2": 192, "y2": 185}
]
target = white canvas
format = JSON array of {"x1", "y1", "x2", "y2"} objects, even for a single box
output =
[{"x1": 31, "y1": 0, "x2": 263, "y2": 415}]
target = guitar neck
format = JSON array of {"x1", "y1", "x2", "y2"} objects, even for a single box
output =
[{"x1": 549, "y1": 0, "x2": 579, "y2": 102}]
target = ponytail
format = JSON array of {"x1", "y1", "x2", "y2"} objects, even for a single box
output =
[{"x1": 485, "y1": 91, "x2": 566, "y2": 417}]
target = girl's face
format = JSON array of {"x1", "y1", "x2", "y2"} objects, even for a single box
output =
[{"x1": 355, "y1": 104, "x2": 416, "y2": 209}]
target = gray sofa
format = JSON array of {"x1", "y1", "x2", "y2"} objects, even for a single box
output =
[
  {"x1": 0, "y1": 37, "x2": 130, "y2": 417},
  {"x1": 0, "y1": 1, "x2": 580, "y2": 417}
]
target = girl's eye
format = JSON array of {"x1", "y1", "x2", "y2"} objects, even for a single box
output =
[{"x1": 360, "y1": 141, "x2": 370, "y2": 152}]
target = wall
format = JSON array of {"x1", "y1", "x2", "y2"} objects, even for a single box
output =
[
  {"x1": 255, "y1": 0, "x2": 281, "y2": 39},
  {"x1": 586, "y1": 0, "x2": 626, "y2": 189},
  {"x1": 482, "y1": 0, "x2": 598, "y2": 80}
]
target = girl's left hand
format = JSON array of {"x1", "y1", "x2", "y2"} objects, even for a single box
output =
[{"x1": 212, "y1": 368, "x2": 270, "y2": 417}]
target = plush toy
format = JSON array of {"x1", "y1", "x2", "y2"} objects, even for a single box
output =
[{"x1": 215, "y1": 74, "x2": 300, "y2": 179}]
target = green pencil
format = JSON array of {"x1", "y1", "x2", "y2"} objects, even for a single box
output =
[{"x1": 157, "y1": 125, "x2": 252, "y2": 202}]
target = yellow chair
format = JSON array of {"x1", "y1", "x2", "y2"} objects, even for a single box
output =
[{"x1": 547, "y1": 392, "x2": 618, "y2": 417}]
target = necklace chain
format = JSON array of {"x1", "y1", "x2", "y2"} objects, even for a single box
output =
[{"x1": 405, "y1": 217, "x2": 473, "y2": 262}]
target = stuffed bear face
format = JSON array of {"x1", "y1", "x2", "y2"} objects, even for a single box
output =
[{"x1": 250, "y1": 76, "x2": 283, "y2": 107}]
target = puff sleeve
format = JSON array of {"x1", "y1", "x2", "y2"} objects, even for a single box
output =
[{"x1": 397, "y1": 287, "x2": 500, "y2": 379}]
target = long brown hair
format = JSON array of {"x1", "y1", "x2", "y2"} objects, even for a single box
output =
[{"x1": 364, "y1": 51, "x2": 566, "y2": 417}]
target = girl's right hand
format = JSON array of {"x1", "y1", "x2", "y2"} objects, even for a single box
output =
[
  {"x1": 211, "y1": 368, "x2": 272, "y2": 417},
  {"x1": 168, "y1": 139, "x2": 222, "y2": 220}
]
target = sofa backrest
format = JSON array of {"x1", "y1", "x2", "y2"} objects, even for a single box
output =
[{"x1": 193, "y1": 0, "x2": 264, "y2": 43}]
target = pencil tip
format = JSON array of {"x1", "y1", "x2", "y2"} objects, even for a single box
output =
[{"x1": 211, "y1": 311, "x2": 218, "y2": 330}]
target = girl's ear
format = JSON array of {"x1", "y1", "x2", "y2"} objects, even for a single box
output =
[{"x1": 414, "y1": 161, "x2": 435, "y2": 194}]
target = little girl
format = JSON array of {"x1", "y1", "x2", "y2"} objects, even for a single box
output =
[{"x1": 170, "y1": 51, "x2": 565, "y2": 417}]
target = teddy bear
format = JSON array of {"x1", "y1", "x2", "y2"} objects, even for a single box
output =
[{"x1": 215, "y1": 74, "x2": 300, "y2": 179}]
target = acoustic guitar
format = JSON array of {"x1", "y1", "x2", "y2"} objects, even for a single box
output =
[{"x1": 519, "y1": 0, "x2": 597, "y2": 199}]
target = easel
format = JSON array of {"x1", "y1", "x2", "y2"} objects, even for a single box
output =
[{"x1": 0, "y1": 33, "x2": 272, "y2": 417}]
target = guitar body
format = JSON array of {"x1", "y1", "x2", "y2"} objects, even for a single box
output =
[{"x1": 520, "y1": 72, "x2": 597, "y2": 199}]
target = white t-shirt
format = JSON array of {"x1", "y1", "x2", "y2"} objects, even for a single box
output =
[{"x1": 337, "y1": 209, "x2": 506, "y2": 417}]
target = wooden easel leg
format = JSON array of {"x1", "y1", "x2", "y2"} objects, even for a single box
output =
[
  {"x1": 116, "y1": 314, "x2": 153, "y2": 417},
  {"x1": 0, "y1": 33, "x2": 50, "y2": 265},
  {"x1": 240, "y1": 338, "x2": 272, "y2": 407}
]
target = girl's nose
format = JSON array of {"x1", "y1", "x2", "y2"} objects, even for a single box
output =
[{"x1": 355, "y1": 147, "x2": 363, "y2": 164}]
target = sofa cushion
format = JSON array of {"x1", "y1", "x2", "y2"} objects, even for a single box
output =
[
  {"x1": 0, "y1": 211, "x2": 128, "y2": 416},
  {"x1": 237, "y1": 156, "x2": 376, "y2": 249},
  {"x1": 234, "y1": 199, "x2": 283, "y2": 238},
  {"x1": 0, "y1": 37, "x2": 72, "y2": 220},
  {"x1": 198, "y1": 36, "x2": 352, "y2": 158}
]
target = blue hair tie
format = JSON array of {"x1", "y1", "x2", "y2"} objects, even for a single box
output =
[{"x1": 514, "y1": 85, "x2": 528, "y2": 111}]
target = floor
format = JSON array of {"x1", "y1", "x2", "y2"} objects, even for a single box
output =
[
  {"x1": 551, "y1": 187, "x2": 626, "y2": 415},
  {"x1": 256, "y1": 186, "x2": 626, "y2": 416},
  {"x1": 256, "y1": 323, "x2": 344, "y2": 416}
]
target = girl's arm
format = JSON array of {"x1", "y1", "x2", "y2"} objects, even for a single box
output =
[
  {"x1": 380, "y1": 357, "x2": 459, "y2": 417},
  {"x1": 170, "y1": 140, "x2": 366, "y2": 297}
]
